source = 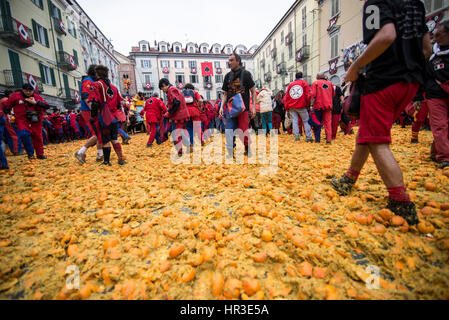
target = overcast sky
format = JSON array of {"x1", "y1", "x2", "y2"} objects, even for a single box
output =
[{"x1": 76, "y1": 0, "x2": 295, "y2": 55}]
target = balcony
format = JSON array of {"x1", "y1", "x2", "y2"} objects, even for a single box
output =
[
  {"x1": 204, "y1": 82, "x2": 213, "y2": 90},
  {"x1": 57, "y1": 51, "x2": 77, "y2": 71},
  {"x1": 52, "y1": 17, "x2": 66, "y2": 35},
  {"x1": 296, "y1": 45, "x2": 310, "y2": 62},
  {"x1": 64, "y1": 89, "x2": 78, "y2": 106},
  {"x1": 191, "y1": 67, "x2": 197, "y2": 74},
  {"x1": 2, "y1": 70, "x2": 43, "y2": 92},
  {"x1": 0, "y1": 16, "x2": 34, "y2": 48},
  {"x1": 276, "y1": 63, "x2": 286, "y2": 75},
  {"x1": 271, "y1": 48, "x2": 277, "y2": 59},
  {"x1": 143, "y1": 83, "x2": 153, "y2": 91},
  {"x1": 285, "y1": 32, "x2": 293, "y2": 46}
]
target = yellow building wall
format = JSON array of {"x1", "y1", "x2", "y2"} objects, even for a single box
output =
[{"x1": 0, "y1": 0, "x2": 84, "y2": 106}]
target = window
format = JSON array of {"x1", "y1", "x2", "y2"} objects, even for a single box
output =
[
  {"x1": 31, "y1": 20, "x2": 49, "y2": 47},
  {"x1": 281, "y1": 31, "x2": 284, "y2": 44},
  {"x1": 202, "y1": 47, "x2": 208, "y2": 53},
  {"x1": 161, "y1": 60, "x2": 170, "y2": 68},
  {"x1": 330, "y1": 0, "x2": 340, "y2": 18},
  {"x1": 143, "y1": 73, "x2": 152, "y2": 84},
  {"x1": 141, "y1": 45, "x2": 147, "y2": 51},
  {"x1": 31, "y1": 0, "x2": 43, "y2": 9},
  {"x1": 302, "y1": 7, "x2": 307, "y2": 30},
  {"x1": 215, "y1": 47, "x2": 220, "y2": 54},
  {"x1": 175, "y1": 61, "x2": 184, "y2": 69},
  {"x1": 303, "y1": 33, "x2": 307, "y2": 47},
  {"x1": 215, "y1": 75, "x2": 223, "y2": 83},
  {"x1": 175, "y1": 46, "x2": 181, "y2": 53},
  {"x1": 39, "y1": 63, "x2": 55, "y2": 86},
  {"x1": 189, "y1": 61, "x2": 197, "y2": 69},
  {"x1": 289, "y1": 43, "x2": 293, "y2": 59},
  {"x1": 289, "y1": 21, "x2": 292, "y2": 33},
  {"x1": 189, "y1": 46, "x2": 195, "y2": 53},
  {"x1": 203, "y1": 76, "x2": 212, "y2": 83},
  {"x1": 190, "y1": 75, "x2": 199, "y2": 83},
  {"x1": 67, "y1": 19, "x2": 77, "y2": 38},
  {"x1": 49, "y1": 1, "x2": 62, "y2": 19},
  {"x1": 330, "y1": 33, "x2": 339, "y2": 59},
  {"x1": 176, "y1": 74, "x2": 185, "y2": 83},
  {"x1": 161, "y1": 45, "x2": 167, "y2": 52},
  {"x1": 141, "y1": 60, "x2": 151, "y2": 68},
  {"x1": 206, "y1": 91, "x2": 211, "y2": 100},
  {"x1": 227, "y1": 48, "x2": 232, "y2": 54},
  {"x1": 424, "y1": 0, "x2": 445, "y2": 13},
  {"x1": 303, "y1": 63, "x2": 308, "y2": 77},
  {"x1": 214, "y1": 62, "x2": 220, "y2": 68}
]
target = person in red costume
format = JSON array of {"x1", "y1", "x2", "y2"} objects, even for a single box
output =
[
  {"x1": 0, "y1": 89, "x2": 22, "y2": 155},
  {"x1": 3, "y1": 84, "x2": 49, "y2": 159},
  {"x1": 49, "y1": 110, "x2": 64, "y2": 143},
  {"x1": 332, "y1": 0, "x2": 432, "y2": 226},
  {"x1": 75, "y1": 65, "x2": 104, "y2": 164},
  {"x1": 88, "y1": 65, "x2": 125, "y2": 166},
  {"x1": 140, "y1": 92, "x2": 168, "y2": 147},
  {"x1": 310, "y1": 73, "x2": 335, "y2": 144},
  {"x1": 183, "y1": 84, "x2": 204, "y2": 147},
  {"x1": 158, "y1": 78, "x2": 190, "y2": 156}
]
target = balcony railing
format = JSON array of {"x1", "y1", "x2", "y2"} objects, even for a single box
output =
[
  {"x1": 204, "y1": 82, "x2": 213, "y2": 90},
  {"x1": 296, "y1": 45, "x2": 310, "y2": 62},
  {"x1": 264, "y1": 73, "x2": 272, "y2": 83},
  {"x1": 64, "y1": 89, "x2": 77, "y2": 105},
  {"x1": 2, "y1": 70, "x2": 43, "y2": 92},
  {"x1": 143, "y1": 83, "x2": 153, "y2": 91},
  {"x1": 57, "y1": 51, "x2": 77, "y2": 71},
  {"x1": 0, "y1": 15, "x2": 34, "y2": 48},
  {"x1": 52, "y1": 17, "x2": 66, "y2": 35}
]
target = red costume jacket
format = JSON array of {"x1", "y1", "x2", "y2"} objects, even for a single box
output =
[
  {"x1": 283, "y1": 79, "x2": 311, "y2": 110},
  {"x1": 88, "y1": 79, "x2": 122, "y2": 122},
  {"x1": 140, "y1": 97, "x2": 168, "y2": 123},
  {"x1": 3, "y1": 91, "x2": 48, "y2": 131},
  {"x1": 166, "y1": 86, "x2": 189, "y2": 121},
  {"x1": 311, "y1": 79, "x2": 335, "y2": 111}
]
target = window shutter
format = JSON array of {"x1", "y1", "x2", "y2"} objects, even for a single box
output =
[
  {"x1": 39, "y1": 0, "x2": 44, "y2": 9},
  {"x1": 39, "y1": 63, "x2": 45, "y2": 83},
  {"x1": 50, "y1": 68, "x2": 56, "y2": 86},
  {"x1": 57, "y1": 7, "x2": 62, "y2": 20},
  {"x1": 73, "y1": 50, "x2": 78, "y2": 65},
  {"x1": 73, "y1": 24, "x2": 77, "y2": 38},
  {"x1": 47, "y1": 0, "x2": 53, "y2": 16},
  {"x1": 44, "y1": 28, "x2": 49, "y2": 47},
  {"x1": 32, "y1": 19, "x2": 38, "y2": 41}
]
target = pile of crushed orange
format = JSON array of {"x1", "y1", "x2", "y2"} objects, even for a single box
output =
[{"x1": 0, "y1": 126, "x2": 448, "y2": 300}]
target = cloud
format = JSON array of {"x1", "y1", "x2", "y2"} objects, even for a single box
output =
[{"x1": 76, "y1": 0, "x2": 294, "y2": 54}]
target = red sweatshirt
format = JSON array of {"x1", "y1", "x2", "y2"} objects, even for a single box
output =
[
  {"x1": 311, "y1": 79, "x2": 335, "y2": 111},
  {"x1": 140, "y1": 97, "x2": 168, "y2": 123},
  {"x1": 283, "y1": 79, "x2": 311, "y2": 110}
]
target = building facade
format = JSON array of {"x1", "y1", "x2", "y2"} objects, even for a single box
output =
[
  {"x1": 72, "y1": 0, "x2": 120, "y2": 89},
  {"x1": 0, "y1": 0, "x2": 85, "y2": 109},
  {"x1": 114, "y1": 50, "x2": 137, "y2": 97},
  {"x1": 318, "y1": 0, "x2": 449, "y2": 85},
  {"x1": 252, "y1": 0, "x2": 320, "y2": 94},
  {"x1": 129, "y1": 41, "x2": 256, "y2": 101}
]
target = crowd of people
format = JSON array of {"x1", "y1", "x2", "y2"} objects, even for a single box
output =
[{"x1": 0, "y1": 0, "x2": 448, "y2": 229}]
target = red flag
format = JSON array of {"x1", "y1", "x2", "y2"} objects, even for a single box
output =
[
  {"x1": 68, "y1": 54, "x2": 77, "y2": 69},
  {"x1": 145, "y1": 83, "x2": 152, "y2": 90},
  {"x1": 201, "y1": 62, "x2": 213, "y2": 77},
  {"x1": 16, "y1": 21, "x2": 31, "y2": 44},
  {"x1": 26, "y1": 73, "x2": 38, "y2": 93}
]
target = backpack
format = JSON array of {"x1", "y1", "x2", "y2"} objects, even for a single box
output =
[{"x1": 183, "y1": 89, "x2": 195, "y2": 105}]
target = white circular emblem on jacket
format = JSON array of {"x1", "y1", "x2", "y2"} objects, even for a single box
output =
[{"x1": 290, "y1": 85, "x2": 303, "y2": 99}]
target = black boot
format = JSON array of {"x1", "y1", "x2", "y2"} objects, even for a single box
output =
[
  {"x1": 386, "y1": 198, "x2": 419, "y2": 226},
  {"x1": 101, "y1": 147, "x2": 112, "y2": 166},
  {"x1": 331, "y1": 175, "x2": 356, "y2": 196}
]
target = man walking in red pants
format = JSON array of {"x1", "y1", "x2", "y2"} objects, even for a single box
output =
[
  {"x1": 331, "y1": 0, "x2": 432, "y2": 226},
  {"x1": 3, "y1": 84, "x2": 49, "y2": 159},
  {"x1": 311, "y1": 73, "x2": 335, "y2": 144},
  {"x1": 140, "y1": 93, "x2": 168, "y2": 148},
  {"x1": 423, "y1": 21, "x2": 449, "y2": 169}
]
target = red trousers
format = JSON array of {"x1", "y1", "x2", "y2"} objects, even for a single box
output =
[
  {"x1": 272, "y1": 112, "x2": 281, "y2": 131},
  {"x1": 428, "y1": 98, "x2": 449, "y2": 162},
  {"x1": 82, "y1": 111, "x2": 102, "y2": 145},
  {"x1": 332, "y1": 114, "x2": 341, "y2": 140},
  {"x1": 17, "y1": 119, "x2": 44, "y2": 157}
]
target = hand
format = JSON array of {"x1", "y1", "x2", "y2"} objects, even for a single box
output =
[
  {"x1": 344, "y1": 63, "x2": 360, "y2": 83},
  {"x1": 164, "y1": 112, "x2": 170, "y2": 118},
  {"x1": 219, "y1": 107, "x2": 224, "y2": 118},
  {"x1": 26, "y1": 97, "x2": 37, "y2": 105},
  {"x1": 251, "y1": 108, "x2": 256, "y2": 120}
]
